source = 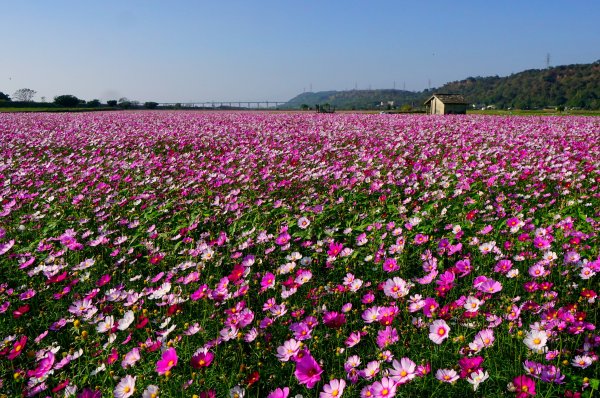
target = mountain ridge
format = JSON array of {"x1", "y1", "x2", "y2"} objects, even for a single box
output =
[{"x1": 284, "y1": 60, "x2": 600, "y2": 110}]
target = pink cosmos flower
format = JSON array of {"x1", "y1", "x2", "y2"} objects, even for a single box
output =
[
  {"x1": 268, "y1": 387, "x2": 290, "y2": 398},
  {"x1": 276, "y1": 339, "x2": 301, "y2": 362},
  {"x1": 382, "y1": 258, "x2": 399, "y2": 273},
  {"x1": 156, "y1": 347, "x2": 178, "y2": 375},
  {"x1": 376, "y1": 326, "x2": 399, "y2": 349},
  {"x1": 297, "y1": 217, "x2": 310, "y2": 229},
  {"x1": 96, "y1": 274, "x2": 111, "y2": 287},
  {"x1": 294, "y1": 354, "x2": 323, "y2": 389},
  {"x1": 383, "y1": 277, "x2": 410, "y2": 299},
  {"x1": 389, "y1": 357, "x2": 416, "y2": 384},
  {"x1": 360, "y1": 360, "x2": 380, "y2": 380},
  {"x1": 290, "y1": 322, "x2": 312, "y2": 341},
  {"x1": 571, "y1": 355, "x2": 593, "y2": 369},
  {"x1": 428, "y1": 319, "x2": 450, "y2": 344},
  {"x1": 0, "y1": 240, "x2": 14, "y2": 255},
  {"x1": 323, "y1": 311, "x2": 346, "y2": 329},
  {"x1": 122, "y1": 347, "x2": 141, "y2": 368},
  {"x1": 106, "y1": 348, "x2": 119, "y2": 365},
  {"x1": 328, "y1": 241, "x2": 344, "y2": 257},
  {"x1": 371, "y1": 377, "x2": 397, "y2": 397},
  {"x1": 77, "y1": 388, "x2": 102, "y2": 398},
  {"x1": 27, "y1": 351, "x2": 55, "y2": 378},
  {"x1": 528, "y1": 264, "x2": 545, "y2": 278},
  {"x1": 260, "y1": 272, "x2": 276, "y2": 292},
  {"x1": 320, "y1": 379, "x2": 346, "y2": 398},
  {"x1": 494, "y1": 259, "x2": 513, "y2": 274},
  {"x1": 470, "y1": 328, "x2": 495, "y2": 352},
  {"x1": 142, "y1": 385, "x2": 159, "y2": 398},
  {"x1": 345, "y1": 331, "x2": 362, "y2": 347},
  {"x1": 422, "y1": 297, "x2": 439, "y2": 317},
  {"x1": 414, "y1": 234, "x2": 429, "y2": 245},
  {"x1": 19, "y1": 289, "x2": 36, "y2": 300},
  {"x1": 458, "y1": 356, "x2": 484, "y2": 378},
  {"x1": 455, "y1": 259, "x2": 472, "y2": 277},
  {"x1": 436, "y1": 368, "x2": 459, "y2": 383},
  {"x1": 507, "y1": 217, "x2": 521, "y2": 227},
  {"x1": 474, "y1": 276, "x2": 502, "y2": 293}
]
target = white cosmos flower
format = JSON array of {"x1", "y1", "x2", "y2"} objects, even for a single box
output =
[
  {"x1": 523, "y1": 330, "x2": 548, "y2": 352},
  {"x1": 96, "y1": 315, "x2": 114, "y2": 333},
  {"x1": 117, "y1": 311, "x2": 135, "y2": 331}
]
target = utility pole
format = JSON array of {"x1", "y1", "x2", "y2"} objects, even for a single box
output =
[{"x1": 546, "y1": 53, "x2": 551, "y2": 69}]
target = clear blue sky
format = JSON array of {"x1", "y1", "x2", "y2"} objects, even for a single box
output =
[{"x1": 2, "y1": 0, "x2": 599, "y2": 103}]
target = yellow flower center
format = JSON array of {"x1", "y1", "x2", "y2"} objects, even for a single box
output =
[
  {"x1": 168, "y1": 360, "x2": 174, "y2": 367},
  {"x1": 400, "y1": 370, "x2": 407, "y2": 377},
  {"x1": 15, "y1": 345, "x2": 22, "y2": 352},
  {"x1": 533, "y1": 338, "x2": 541, "y2": 345},
  {"x1": 124, "y1": 386, "x2": 131, "y2": 393},
  {"x1": 438, "y1": 328, "x2": 446, "y2": 336}
]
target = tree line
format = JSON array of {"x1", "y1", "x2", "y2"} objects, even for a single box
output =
[{"x1": 0, "y1": 89, "x2": 159, "y2": 109}]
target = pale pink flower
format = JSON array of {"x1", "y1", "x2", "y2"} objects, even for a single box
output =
[
  {"x1": 389, "y1": 357, "x2": 416, "y2": 384},
  {"x1": 435, "y1": 368, "x2": 459, "y2": 383},
  {"x1": 320, "y1": 379, "x2": 346, "y2": 398},
  {"x1": 371, "y1": 377, "x2": 397, "y2": 397},
  {"x1": 114, "y1": 375, "x2": 136, "y2": 398},
  {"x1": 428, "y1": 319, "x2": 450, "y2": 344}
]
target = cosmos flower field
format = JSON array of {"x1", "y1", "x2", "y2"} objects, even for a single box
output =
[{"x1": 0, "y1": 111, "x2": 598, "y2": 397}]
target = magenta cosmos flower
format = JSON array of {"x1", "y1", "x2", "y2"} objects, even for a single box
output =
[
  {"x1": 512, "y1": 375, "x2": 536, "y2": 397},
  {"x1": 7, "y1": 335, "x2": 27, "y2": 360},
  {"x1": 294, "y1": 354, "x2": 323, "y2": 389},
  {"x1": 190, "y1": 350, "x2": 214, "y2": 369},
  {"x1": 156, "y1": 347, "x2": 178, "y2": 375}
]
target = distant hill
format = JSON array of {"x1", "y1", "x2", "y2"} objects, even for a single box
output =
[
  {"x1": 284, "y1": 89, "x2": 423, "y2": 110},
  {"x1": 283, "y1": 60, "x2": 600, "y2": 110}
]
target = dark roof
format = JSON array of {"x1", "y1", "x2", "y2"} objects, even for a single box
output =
[{"x1": 424, "y1": 93, "x2": 468, "y2": 105}]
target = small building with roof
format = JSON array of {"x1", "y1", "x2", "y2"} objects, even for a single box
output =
[{"x1": 424, "y1": 93, "x2": 468, "y2": 115}]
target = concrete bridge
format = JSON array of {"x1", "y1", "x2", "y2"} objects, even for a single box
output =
[{"x1": 158, "y1": 101, "x2": 288, "y2": 109}]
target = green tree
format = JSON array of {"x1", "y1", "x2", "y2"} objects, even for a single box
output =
[
  {"x1": 13, "y1": 88, "x2": 36, "y2": 102},
  {"x1": 0, "y1": 92, "x2": 10, "y2": 101},
  {"x1": 87, "y1": 99, "x2": 101, "y2": 108},
  {"x1": 118, "y1": 97, "x2": 132, "y2": 109},
  {"x1": 144, "y1": 102, "x2": 159, "y2": 109},
  {"x1": 107, "y1": 100, "x2": 118, "y2": 107},
  {"x1": 54, "y1": 95, "x2": 81, "y2": 107}
]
